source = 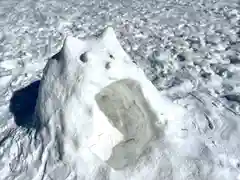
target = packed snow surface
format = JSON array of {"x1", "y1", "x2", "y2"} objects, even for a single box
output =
[{"x1": 0, "y1": 0, "x2": 240, "y2": 179}]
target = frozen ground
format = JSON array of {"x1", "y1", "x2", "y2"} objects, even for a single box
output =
[{"x1": 0, "y1": 0, "x2": 240, "y2": 179}]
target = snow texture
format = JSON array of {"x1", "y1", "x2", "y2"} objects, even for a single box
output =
[{"x1": 0, "y1": 0, "x2": 240, "y2": 179}]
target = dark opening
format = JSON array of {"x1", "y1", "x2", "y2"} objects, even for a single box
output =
[
  {"x1": 79, "y1": 52, "x2": 88, "y2": 63},
  {"x1": 109, "y1": 53, "x2": 114, "y2": 59}
]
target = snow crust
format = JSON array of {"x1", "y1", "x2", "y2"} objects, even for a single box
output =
[
  {"x1": 36, "y1": 27, "x2": 185, "y2": 171},
  {"x1": 0, "y1": 0, "x2": 240, "y2": 179}
]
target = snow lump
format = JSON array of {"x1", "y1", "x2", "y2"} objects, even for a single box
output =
[{"x1": 35, "y1": 27, "x2": 185, "y2": 172}]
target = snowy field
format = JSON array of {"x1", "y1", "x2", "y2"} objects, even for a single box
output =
[{"x1": 0, "y1": 0, "x2": 240, "y2": 179}]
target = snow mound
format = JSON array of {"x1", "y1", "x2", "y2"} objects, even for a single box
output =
[{"x1": 35, "y1": 27, "x2": 185, "y2": 174}]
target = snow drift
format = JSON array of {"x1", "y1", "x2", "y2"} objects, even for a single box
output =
[{"x1": 35, "y1": 27, "x2": 185, "y2": 177}]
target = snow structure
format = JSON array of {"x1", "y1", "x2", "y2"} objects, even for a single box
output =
[{"x1": 35, "y1": 27, "x2": 185, "y2": 173}]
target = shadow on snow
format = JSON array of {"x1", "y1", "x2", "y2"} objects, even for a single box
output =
[{"x1": 9, "y1": 80, "x2": 41, "y2": 129}]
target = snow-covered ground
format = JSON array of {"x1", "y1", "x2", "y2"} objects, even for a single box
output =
[{"x1": 0, "y1": 0, "x2": 240, "y2": 179}]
